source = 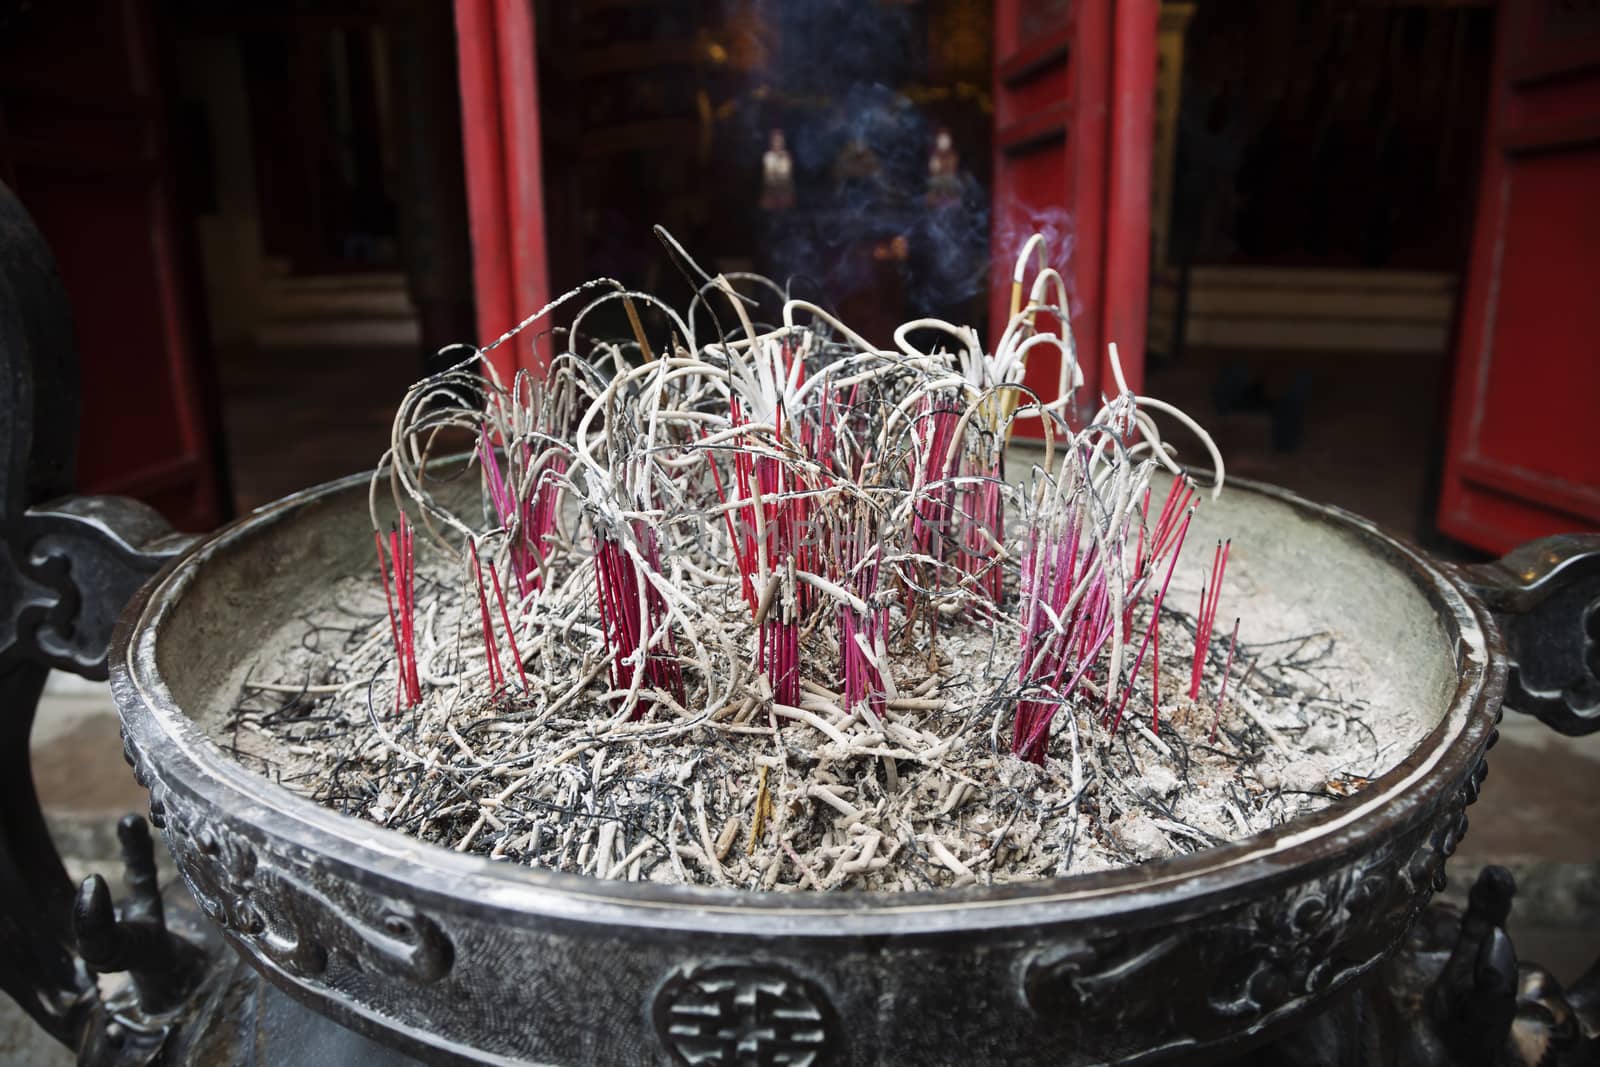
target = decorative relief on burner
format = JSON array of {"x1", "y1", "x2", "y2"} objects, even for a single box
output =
[
  {"x1": 123, "y1": 738, "x2": 453, "y2": 986},
  {"x1": 1207, "y1": 772, "x2": 1480, "y2": 1024},
  {"x1": 1207, "y1": 846, "x2": 1408, "y2": 1020},
  {"x1": 1018, "y1": 746, "x2": 1490, "y2": 1053},
  {"x1": 654, "y1": 961, "x2": 837, "y2": 1067},
  {"x1": 118, "y1": 680, "x2": 1495, "y2": 1065},
  {"x1": 1022, "y1": 933, "x2": 1180, "y2": 1024}
]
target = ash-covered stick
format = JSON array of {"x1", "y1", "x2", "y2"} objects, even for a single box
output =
[
  {"x1": 1212, "y1": 617, "x2": 1241, "y2": 742},
  {"x1": 378, "y1": 517, "x2": 421, "y2": 708},
  {"x1": 488, "y1": 557, "x2": 529, "y2": 692},
  {"x1": 1190, "y1": 578, "x2": 1210, "y2": 702},
  {"x1": 375, "y1": 533, "x2": 401, "y2": 688},
  {"x1": 401, "y1": 517, "x2": 420, "y2": 700},
  {"x1": 1108, "y1": 507, "x2": 1193, "y2": 737},
  {"x1": 1151, "y1": 607, "x2": 1162, "y2": 730},
  {"x1": 469, "y1": 539, "x2": 504, "y2": 692},
  {"x1": 478, "y1": 427, "x2": 528, "y2": 601},
  {"x1": 1189, "y1": 539, "x2": 1231, "y2": 701}
]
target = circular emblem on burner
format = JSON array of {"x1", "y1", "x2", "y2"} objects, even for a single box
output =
[{"x1": 653, "y1": 961, "x2": 838, "y2": 1066}]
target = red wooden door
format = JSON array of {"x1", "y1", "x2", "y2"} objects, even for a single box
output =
[
  {"x1": 1438, "y1": 0, "x2": 1600, "y2": 553},
  {"x1": 990, "y1": 0, "x2": 1157, "y2": 434},
  {"x1": 0, "y1": 2, "x2": 228, "y2": 531}
]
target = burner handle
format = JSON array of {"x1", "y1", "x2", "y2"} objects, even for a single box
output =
[
  {"x1": 0, "y1": 179, "x2": 203, "y2": 1056},
  {"x1": 1457, "y1": 534, "x2": 1600, "y2": 736}
]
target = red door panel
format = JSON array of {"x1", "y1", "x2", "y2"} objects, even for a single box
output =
[
  {"x1": 0, "y1": 1, "x2": 227, "y2": 531},
  {"x1": 990, "y1": 0, "x2": 1155, "y2": 434},
  {"x1": 1438, "y1": 0, "x2": 1600, "y2": 552}
]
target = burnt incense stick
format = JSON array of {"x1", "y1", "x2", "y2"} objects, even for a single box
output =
[
  {"x1": 468, "y1": 539, "x2": 503, "y2": 692},
  {"x1": 488, "y1": 558, "x2": 529, "y2": 692},
  {"x1": 325, "y1": 227, "x2": 1286, "y2": 890},
  {"x1": 1213, "y1": 617, "x2": 1242, "y2": 742}
]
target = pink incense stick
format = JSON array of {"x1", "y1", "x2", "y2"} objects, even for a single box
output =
[
  {"x1": 1108, "y1": 508, "x2": 1193, "y2": 737},
  {"x1": 487, "y1": 559, "x2": 529, "y2": 691},
  {"x1": 1211, "y1": 617, "x2": 1241, "y2": 742},
  {"x1": 374, "y1": 531, "x2": 406, "y2": 708},
  {"x1": 468, "y1": 540, "x2": 504, "y2": 692}
]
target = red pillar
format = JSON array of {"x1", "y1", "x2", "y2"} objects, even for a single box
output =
[
  {"x1": 454, "y1": 0, "x2": 551, "y2": 382},
  {"x1": 989, "y1": 0, "x2": 1154, "y2": 431},
  {"x1": 1103, "y1": 0, "x2": 1158, "y2": 397}
]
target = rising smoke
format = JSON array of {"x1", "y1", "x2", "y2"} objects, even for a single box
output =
[
  {"x1": 715, "y1": 0, "x2": 1083, "y2": 338},
  {"x1": 730, "y1": 2, "x2": 999, "y2": 323}
]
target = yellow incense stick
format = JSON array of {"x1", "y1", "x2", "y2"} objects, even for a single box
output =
[{"x1": 623, "y1": 294, "x2": 655, "y2": 362}]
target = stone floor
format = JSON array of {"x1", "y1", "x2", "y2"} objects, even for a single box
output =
[
  {"x1": 215, "y1": 339, "x2": 431, "y2": 515},
  {"x1": 1144, "y1": 345, "x2": 1460, "y2": 551},
  {"x1": 7, "y1": 339, "x2": 1596, "y2": 1059}
]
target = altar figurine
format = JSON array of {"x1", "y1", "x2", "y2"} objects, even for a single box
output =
[
  {"x1": 926, "y1": 127, "x2": 961, "y2": 207},
  {"x1": 759, "y1": 128, "x2": 795, "y2": 212}
]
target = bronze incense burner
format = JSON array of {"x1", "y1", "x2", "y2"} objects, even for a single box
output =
[
  {"x1": 2, "y1": 180, "x2": 1597, "y2": 1066},
  {"x1": 100, "y1": 459, "x2": 1576, "y2": 1067}
]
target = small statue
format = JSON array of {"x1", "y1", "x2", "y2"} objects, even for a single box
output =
[
  {"x1": 759, "y1": 129, "x2": 795, "y2": 212},
  {"x1": 927, "y1": 127, "x2": 961, "y2": 207}
]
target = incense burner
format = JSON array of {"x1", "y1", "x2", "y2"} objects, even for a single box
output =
[
  {"x1": 4, "y1": 176, "x2": 1597, "y2": 1064},
  {"x1": 101, "y1": 462, "x2": 1565, "y2": 1066}
]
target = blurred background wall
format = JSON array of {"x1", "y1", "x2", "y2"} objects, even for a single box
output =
[{"x1": 0, "y1": 0, "x2": 1593, "y2": 552}]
